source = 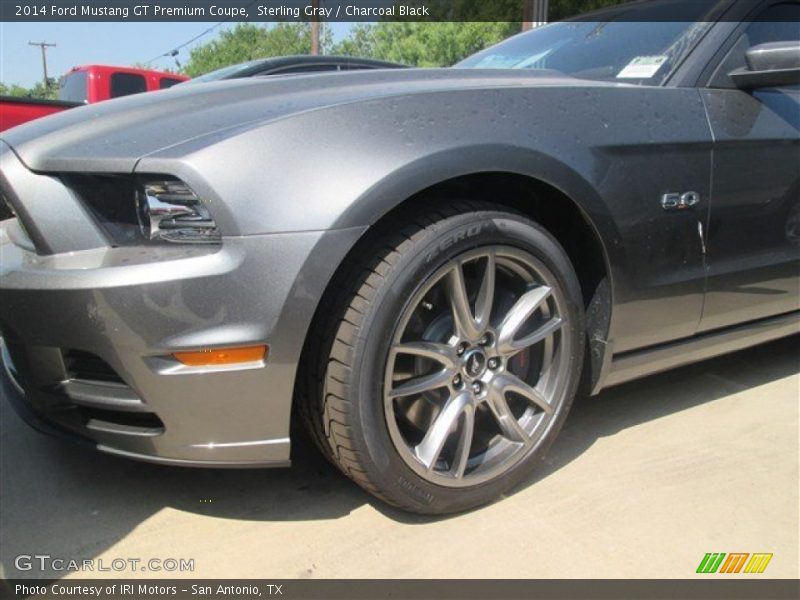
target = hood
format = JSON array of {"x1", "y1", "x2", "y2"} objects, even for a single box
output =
[{"x1": 1, "y1": 68, "x2": 605, "y2": 173}]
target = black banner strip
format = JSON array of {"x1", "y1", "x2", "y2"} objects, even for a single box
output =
[
  {"x1": 3, "y1": 579, "x2": 800, "y2": 600},
  {"x1": 1, "y1": 0, "x2": 797, "y2": 23}
]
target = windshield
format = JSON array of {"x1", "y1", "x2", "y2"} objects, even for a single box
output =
[
  {"x1": 180, "y1": 60, "x2": 264, "y2": 85},
  {"x1": 457, "y1": 8, "x2": 716, "y2": 85}
]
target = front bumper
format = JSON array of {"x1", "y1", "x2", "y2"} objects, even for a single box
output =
[
  {"x1": 0, "y1": 134, "x2": 366, "y2": 468},
  {"x1": 0, "y1": 222, "x2": 362, "y2": 468},
  {"x1": 0, "y1": 227, "x2": 281, "y2": 465}
]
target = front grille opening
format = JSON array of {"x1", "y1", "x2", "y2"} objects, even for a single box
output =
[
  {"x1": 2, "y1": 336, "x2": 30, "y2": 390},
  {"x1": 0, "y1": 191, "x2": 14, "y2": 221},
  {"x1": 63, "y1": 349, "x2": 125, "y2": 384},
  {"x1": 78, "y1": 406, "x2": 165, "y2": 430}
]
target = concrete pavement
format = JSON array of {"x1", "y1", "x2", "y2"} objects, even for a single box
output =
[{"x1": 1, "y1": 336, "x2": 797, "y2": 580}]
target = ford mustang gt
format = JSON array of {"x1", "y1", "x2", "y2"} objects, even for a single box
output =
[{"x1": 1, "y1": 0, "x2": 798, "y2": 514}]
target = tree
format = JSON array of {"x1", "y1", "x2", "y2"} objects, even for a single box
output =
[
  {"x1": 0, "y1": 80, "x2": 58, "y2": 100},
  {"x1": 0, "y1": 82, "x2": 32, "y2": 97},
  {"x1": 332, "y1": 22, "x2": 520, "y2": 67},
  {"x1": 28, "y1": 80, "x2": 59, "y2": 100},
  {"x1": 183, "y1": 23, "x2": 332, "y2": 77},
  {"x1": 178, "y1": 1, "x2": 627, "y2": 76}
]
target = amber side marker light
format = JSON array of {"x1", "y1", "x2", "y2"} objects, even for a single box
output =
[{"x1": 173, "y1": 345, "x2": 268, "y2": 366}]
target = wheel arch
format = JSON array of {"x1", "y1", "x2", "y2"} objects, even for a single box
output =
[
  {"x1": 294, "y1": 153, "x2": 618, "y2": 417},
  {"x1": 331, "y1": 144, "x2": 617, "y2": 248}
]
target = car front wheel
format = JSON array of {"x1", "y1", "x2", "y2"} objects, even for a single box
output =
[{"x1": 301, "y1": 201, "x2": 585, "y2": 514}]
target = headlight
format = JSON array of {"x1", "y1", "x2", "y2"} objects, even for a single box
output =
[
  {"x1": 62, "y1": 174, "x2": 221, "y2": 246},
  {"x1": 137, "y1": 180, "x2": 221, "y2": 244}
]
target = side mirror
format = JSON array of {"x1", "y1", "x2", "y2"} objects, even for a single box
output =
[{"x1": 730, "y1": 41, "x2": 800, "y2": 89}]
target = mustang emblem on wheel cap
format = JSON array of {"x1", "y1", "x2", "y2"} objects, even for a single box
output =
[{"x1": 464, "y1": 350, "x2": 487, "y2": 378}]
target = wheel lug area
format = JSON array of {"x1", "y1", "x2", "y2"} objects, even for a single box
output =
[
  {"x1": 456, "y1": 342, "x2": 469, "y2": 356},
  {"x1": 478, "y1": 332, "x2": 495, "y2": 347},
  {"x1": 488, "y1": 357, "x2": 501, "y2": 370},
  {"x1": 471, "y1": 381, "x2": 483, "y2": 395},
  {"x1": 452, "y1": 374, "x2": 463, "y2": 388}
]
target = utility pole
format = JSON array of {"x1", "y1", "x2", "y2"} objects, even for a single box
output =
[
  {"x1": 522, "y1": 0, "x2": 549, "y2": 31},
  {"x1": 310, "y1": 0, "x2": 320, "y2": 55},
  {"x1": 311, "y1": 21, "x2": 320, "y2": 55},
  {"x1": 29, "y1": 41, "x2": 56, "y2": 89}
]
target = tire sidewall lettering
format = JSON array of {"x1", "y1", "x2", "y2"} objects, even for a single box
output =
[{"x1": 347, "y1": 210, "x2": 584, "y2": 511}]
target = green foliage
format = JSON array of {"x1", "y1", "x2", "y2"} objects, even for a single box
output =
[
  {"x1": 0, "y1": 80, "x2": 58, "y2": 99},
  {"x1": 0, "y1": 82, "x2": 30, "y2": 97},
  {"x1": 28, "y1": 81, "x2": 59, "y2": 100},
  {"x1": 332, "y1": 22, "x2": 520, "y2": 67},
  {"x1": 178, "y1": 2, "x2": 626, "y2": 75},
  {"x1": 168, "y1": 2, "x2": 631, "y2": 76},
  {"x1": 183, "y1": 23, "x2": 332, "y2": 77}
]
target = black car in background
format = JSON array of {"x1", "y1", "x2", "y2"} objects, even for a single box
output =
[{"x1": 181, "y1": 55, "x2": 408, "y2": 85}]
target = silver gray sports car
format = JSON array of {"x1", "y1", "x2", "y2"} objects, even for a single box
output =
[{"x1": 1, "y1": 0, "x2": 798, "y2": 514}]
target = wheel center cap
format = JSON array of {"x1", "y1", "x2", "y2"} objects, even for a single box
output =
[{"x1": 463, "y1": 349, "x2": 487, "y2": 379}]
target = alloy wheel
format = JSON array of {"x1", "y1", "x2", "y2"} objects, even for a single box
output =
[{"x1": 383, "y1": 246, "x2": 573, "y2": 487}]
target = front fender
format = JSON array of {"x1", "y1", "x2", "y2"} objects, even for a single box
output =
[
  {"x1": 136, "y1": 87, "x2": 621, "y2": 249},
  {"x1": 332, "y1": 142, "x2": 620, "y2": 249}
]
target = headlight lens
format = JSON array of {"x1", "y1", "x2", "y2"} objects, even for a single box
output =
[
  {"x1": 62, "y1": 174, "x2": 222, "y2": 246},
  {"x1": 137, "y1": 180, "x2": 221, "y2": 244}
]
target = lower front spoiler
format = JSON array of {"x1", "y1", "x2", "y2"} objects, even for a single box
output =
[
  {"x1": 1, "y1": 338, "x2": 93, "y2": 447},
  {"x1": 1, "y1": 339, "x2": 289, "y2": 469}
]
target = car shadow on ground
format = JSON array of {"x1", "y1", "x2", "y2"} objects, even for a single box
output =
[{"x1": 0, "y1": 335, "x2": 797, "y2": 577}]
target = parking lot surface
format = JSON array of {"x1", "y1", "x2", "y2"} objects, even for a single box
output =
[{"x1": 1, "y1": 336, "x2": 797, "y2": 580}]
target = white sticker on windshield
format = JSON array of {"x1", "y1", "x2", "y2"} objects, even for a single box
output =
[{"x1": 617, "y1": 56, "x2": 668, "y2": 79}]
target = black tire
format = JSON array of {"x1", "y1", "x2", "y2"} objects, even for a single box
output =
[{"x1": 299, "y1": 200, "x2": 585, "y2": 514}]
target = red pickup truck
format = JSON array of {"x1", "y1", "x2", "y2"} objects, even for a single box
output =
[{"x1": 0, "y1": 65, "x2": 188, "y2": 131}]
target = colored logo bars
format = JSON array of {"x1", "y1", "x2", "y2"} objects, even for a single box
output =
[{"x1": 696, "y1": 553, "x2": 773, "y2": 574}]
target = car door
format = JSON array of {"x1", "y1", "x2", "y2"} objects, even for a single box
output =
[{"x1": 698, "y1": 1, "x2": 800, "y2": 332}]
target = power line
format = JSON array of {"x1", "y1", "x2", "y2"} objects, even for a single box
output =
[
  {"x1": 144, "y1": 0, "x2": 261, "y2": 67},
  {"x1": 144, "y1": 21, "x2": 227, "y2": 66}
]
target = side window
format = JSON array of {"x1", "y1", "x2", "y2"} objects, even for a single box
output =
[
  {"x1": 110, "y1": 73, "x2": 147, "y2": 98},
  {"x1": 159, "y1": 78, "x2": 183, "y2": 89},
  {"x1": 710, "y1": 3, "x2": 800, "y2": 88}
]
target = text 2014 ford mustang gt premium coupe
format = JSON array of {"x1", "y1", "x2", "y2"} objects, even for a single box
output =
[{"x1": 1, "y1": 0, "x2": 798, "y2": 514}]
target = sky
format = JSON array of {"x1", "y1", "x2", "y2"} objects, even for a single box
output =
[{"x1": 0, "y1": 21, "x2": 355, "y2": 87}]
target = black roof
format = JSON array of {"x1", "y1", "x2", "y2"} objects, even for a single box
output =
[{"x1": 185, "y1": 55, "x2": 409, "y2": 85}]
